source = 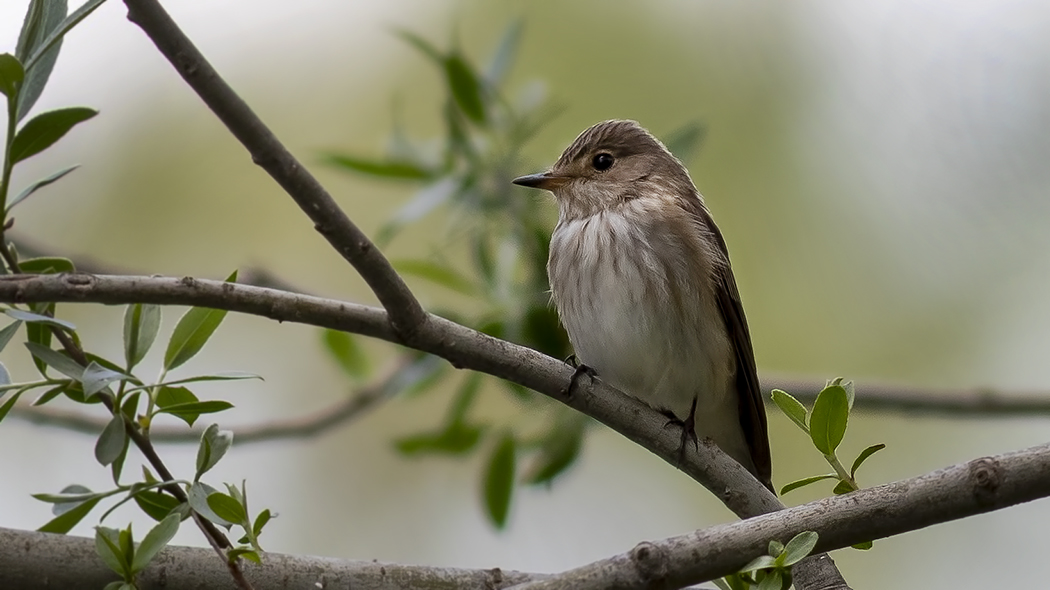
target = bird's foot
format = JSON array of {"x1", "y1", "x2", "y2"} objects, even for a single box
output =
[
  {"x1": 661, "y1": 396, "x2": 699, "y2": 468},
  {"x1": 562, "y1": 355, "x2": 597, "y2": 397}
]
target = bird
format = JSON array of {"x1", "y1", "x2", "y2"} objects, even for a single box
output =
[{"x1": 512, "y1": 119, "x2": 772, "y2": 490}]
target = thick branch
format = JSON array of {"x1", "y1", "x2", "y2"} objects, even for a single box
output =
[
  {"x1": 120, "y1": 0, "x2": 425, "y2": 339},
  {"x1": 512, "y1": 441, "x2": 1050, "y2": 589},
  {"x1": 6, "y1": 440, "x2": 1050, "y2": 590},
  {"x1": 0, "y1": 526, "x2": 544, "y2": 590}
]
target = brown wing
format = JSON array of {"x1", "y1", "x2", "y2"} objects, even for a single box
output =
[{"x1": 690, "y1": 204, "x2": 773, "y2": 491}]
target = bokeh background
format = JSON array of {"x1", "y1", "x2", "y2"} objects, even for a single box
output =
[{"x1": 3, "y1": 1, "x2": 1050, "y2": 588}]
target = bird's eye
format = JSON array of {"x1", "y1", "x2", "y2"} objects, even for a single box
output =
[{"x1": 592, "y1": 153, "x2": 615, "y2": 171}]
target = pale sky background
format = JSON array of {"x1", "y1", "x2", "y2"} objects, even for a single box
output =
[{"x1": 2, "y1": 1, "x2": 1050, "y2": 589}]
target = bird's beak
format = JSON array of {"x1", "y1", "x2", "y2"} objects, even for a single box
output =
[{"x1": 512, "y1": 172, "x2": 568, "y2": 191}]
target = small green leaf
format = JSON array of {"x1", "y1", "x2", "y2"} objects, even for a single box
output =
[
  {"x1": 445, "y1": 54, "x2": 486, "y2": 124},
  {"x1": 158, "y1": 400, "x2": 233, "y2": 427},
  {"x1": 26, "y1": 304, "x2": 53, "y2": 375},
  {"x1": 771, "y1": 389, "x2": 809, "y2": 432},
  {"x1": 252, "y1": 508, "x2": 272, "y2": 537},
  {"x1": 321, "y1": 329, "x2": 370, "y2": 380},
  {"x1": 164, "y1": 306, "x2": 228, "y2": 371},
  {"x1": 740, "y1": 554, "x2": 777, "y2": 573},
  {"x1": 150, "y1": 372, "x2": 259, "y2": 388},
  {"x1": 0, "y1": 53, "x2": 25, "y2": 98},
  {"x1": 94, "y1": 526, "x2": 131, "y2": 579},
  {"x1": 832, "y1": 479, "x2": 855, "y2": 495},
  {"x1": 483, "y1": 433, "x2": 516, "y2": 528},
  {"x1": 395, "y1": 29, "x2": 444, "y2": 65},
  {"x1": 155, "y1": 386, "x2": 198, "y2": 408},
  {"x1": 195, "y1": 424, "x2": 233, "y2": 480},
  {"x1": 395, "y1": 422, "x2": 484, "y2": 456},
  {"x1": 850, "y1": 444, "x2": 886, "y2": 479},
  {"x1": 33, "y1": 484, "x2": 102, "y2": 512},
  {"x1": 756, "y1": 569, "x2": 783, "y2": 590},
  {"x1": 0, "y1": 321, "x2": 21, "y2": 353},
  {"x1": 0, "y1": 362, "x2": 10, "y2": 386},
  {"x1": 7, "y1": 308, "x2": 75, "y2": 331},
  {"x1": 9, "y1": 165, "x2": 80, "y2": 211},
  {"x1": 392, "y1": 259, "x2": 476, "y2": 296},
  {"x1": 32, "y1": 384, "x2": 64, "y2": 406},
  {"x1": 523, "y1": 414, "x2": 586, "y2": 485},
  {"x1": 10, "y1": 107, "x2": 98, "y2": 163},
  {"x1": 14, "y1": 0, "x2": 66, "y2": 121},
  {"x1": 852, "y1": 540, "x2": 874, "y2": 550},
  {"x1": 187, "y1": 482, "x2": 231, "y2": 526},
  {"x1": 23, "y1": 0, "x2": 107, "y2": 72},
  {"x1": 768, "y1": 539, "x2": 785, "y2": 557},
  {"x1": 448, "y1": 372, "x2": 482, "y2": 424},
  {"x1": 94, "y1": 414, "x2": 127, "y2": 466},
  {"x1": 131, "y1": 513, "x2": 180, "y2": 573},
  {"x1": 207, "y1": 492, "x2": 247, "y2": 525},
  {"x1": 25, "y1": 341, "x2": 83, "y2": 379},
  {"x1": 133, "y1": 490, "x2": 181, "y2": 521},
  {"x1": 485, "y1": 19, "x2": 523, "y2": 85},
  {"x1": 38, "y1": 496, "x2": 100, "y2": 533},
  {"x1": 123, "y1": 303, "x2": 160, "y2": 371},
  {"x1": 323, "y1": 154, "x2": 432, "y2": 179},
  {"x1": 711, "y1": 578, "x2": 734, "y2": 590},
  {"x1": 82, "y1": 362, "x2": 126, "y2": 398},
  {"x1": 781, "y1": 531, "x2": 819, "y2": 566},
  {"x1": 779, "y1": 474, "x2": 838, "y2": 496},
  {"x1": 808, "y1": 385, "x2": 849, "y2": 455},
  {"x1": 17, "y1": 256, "x2": 75, "y2": 274},
  {"x1": 228, "y1": 548, "x2": 261, "y2": 564}
]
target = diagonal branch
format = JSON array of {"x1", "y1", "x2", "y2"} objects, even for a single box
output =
[{"x1": 121, "y1": 0, "x2": 426, "y2": 340}]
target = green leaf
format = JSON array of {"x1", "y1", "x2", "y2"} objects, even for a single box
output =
[
  {"x1": 228, "y1": 548, "x2": 261, "y2": 564},
  {"x1": 0, "y1": 362, "x2": 10, "y2": 386},
  {"x1": 33, "y1": 484, "x2": 101, "y2": 512},
  {"x1": 8, "y1": 165, "x2": 79, "y2": 211},
  {"x1": 38, "y1": 496, "x2": 99, "y2": 533},
  {"x1": 131, "y1": 513, "x2": 180, "y2": 573},
  {"x1": 252, "y1": 508, "x2": 272, "y2": 537},
  {"x1": 850, "y1": 443, "x2": 886, "y2": 479},
  {"x1": 25, "y1": 303, "x2": 53, "y2": 375},
  {"x1": 661, "y1": 121, "x2": 707, "y2": 165},
  {"x1": 0, "y1": 53, "x2": 25, "y2": 98},
  {"x1": 133, "y1": 490, "x2": 181, "y2": 521},
  {"x1": 17, "y1": 256, "x2": 75, "y2": 274},
  {"x1": 158, "y1": 400, "x2": 233, "y2": 427},
  {"x1": 852, "y1": 540, "x2": 874, "y2": 550},
  {"x1": 7, "y1": 308, "x2": 75, "y2": 331},
  {"x1": 81, "y1": 362, "x2": 126, "y2": 398},
  {"x1": 123, "y1": 303, "x2": 160, "y2": 371},
  {"x1": 395, "y1": 29, "x2": 444, "y2": 65},
  {"x1": 323, "y1": 154, "x2": 432, "y2": 179},
  {"x1": 445, "y1": 54, "x2": 487, "y2": 124},
  {"x1": 779, "y1": 474, "x2": 838, "y2": 496},
  {"x1": 448, "y1": 373, "x2": 482, "y2": 423},
  {"x1": 711, "y1": 578, "x2": 734, "y2": 590},
  {"x1": 187, "y1": 482, "x2": 231, "y2": 527},
  {"x1": 321, "y1": 329, "x2": 370, "y2": 380},
  {"x1": 94, "y1": 526, "x2": 131, "y2": 579},
  {"x1": 781, "y1": 531, "x2": 819, "y2": 566},
  {"x1": 768, "y1": 539, "x2": 784, "y2": 557},
  {"x1": 484, "y1": 19, "x2": 523, "y2": 85},
  {"x1": 32, "y1": 384, "x2": 64, "y2": 406},
  {"x1": 23, "y1": 0, "x2": 107, "y2": 72},
  {"x1": 740, "y1": 554, "x2": 777, "y2": 573},
  {"x1": 164, "y1": 306, "x2": 228, "y2": 371},
  {"x1": 808, "y1": 385, "x2": 849, "y2": 455},
  {"x1": 10, "y1": 107, "x2": 98, "y2": 163},
  {"x1": 0, "y1": 321, "x2": 21, "y2": 354},
  {"x1": 483, "y1": 433, "x2": 516, "y2": 528},
  {"x1": 521, "y1": 305, "x2": 570, "y2": 358},
  {"x1": 395, "y1": 422, "x2": 483, "y2": 456},
  {"x1": 207, "y1": 492, "x2": 247, "y2": 525},
  {"x1": 832, "y1": 479, "x2": 855, "y2": 495},
  {"x1": 523, "y1": 414, "x2": 586, "y2": 485},
  {"x1": 156, "y1": 385, "x2": 198, "y2": 408},
  {"x1": 14, "y1": 0, "x2": 67, "y2": 121},
  {"x1": 94, "y1": 414, "x2": 127, "y2": 466},
  {"x1": 195, "y1": 424, "x2": 233, "y2": 480},
  {"x1": 770, "y1": 389, "x2": 808, "y2": 433},
  {"x1": 756, "y1": 569, "x2": 783, "y2": 590},
  {"x1": 25, "y1": 341, "x2": 83, "y2": 379},
  {"x1": 392, "y1": 259, "x2": 476, "y2": 296}
]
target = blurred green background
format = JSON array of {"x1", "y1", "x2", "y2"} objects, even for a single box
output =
[{"x1": 3, "y1": 1, "x2": 1050, "y2": 588}]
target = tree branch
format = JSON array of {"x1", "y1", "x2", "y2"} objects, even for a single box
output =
[
  {"x1": 6, "y1": 440, "x2": 1050, "y2": 589},
  {"x1": 121, "y1": 0, "x2": 426, "y2": 340}
]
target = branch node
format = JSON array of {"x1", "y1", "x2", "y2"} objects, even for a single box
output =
[
  {"x1": 63, "y1": 273, "x2": 95, "y2": 287},
  {"x1": 969, "y1": 457, "x2": 1003, "y2": 505},
  {"x1": 630, "y1": 541, "x2": 668, "y2": 583}
]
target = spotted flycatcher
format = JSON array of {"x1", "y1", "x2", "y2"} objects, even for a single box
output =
[{"x1": 513, "y1": 119, "x2": 772, "y2": 489}]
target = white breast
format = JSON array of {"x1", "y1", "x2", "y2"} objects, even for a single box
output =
[{"x1": 547, "y1": 203, "x2": 750, "y2": 466}]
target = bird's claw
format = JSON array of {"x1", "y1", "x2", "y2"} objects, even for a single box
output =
[
  {"x1": 661, "y1": 396, "x2": 699, "y2": 468},
  {"x1": 562, "y1": 360, "x2": 597, "y2": 397}
]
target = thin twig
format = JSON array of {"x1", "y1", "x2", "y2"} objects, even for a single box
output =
[{"x1": 121, "y1": 0, "x2": 426, "y2": 341}]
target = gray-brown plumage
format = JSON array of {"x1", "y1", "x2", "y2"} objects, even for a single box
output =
[{"x1": 513, "y1": 120, "x2": 772, "y2": 490}]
